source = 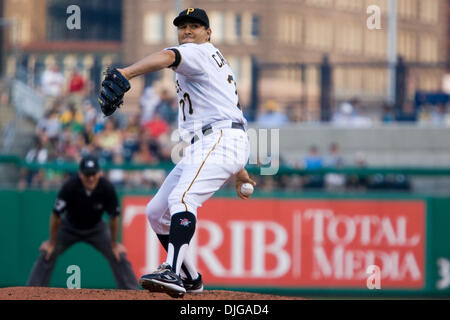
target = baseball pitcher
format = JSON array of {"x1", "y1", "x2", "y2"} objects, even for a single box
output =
[{"x1": 98, "y1": 8, "x2": 255, "y2": 297}]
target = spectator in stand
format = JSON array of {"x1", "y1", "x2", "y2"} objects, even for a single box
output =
[
  {"x1": 279, "y1": 174, "x2": 302, "y2": 192},
  {"x1": 122, "y1": 114, "x2": 141, "y2": 162},
  {"x1": 261, "y1": 176, "x2": 276, "y2": 192},
  {"x1": 111, "y1": 106, "x2": 129, "y2": 130},
  {"x1": 332, "y1": 102, "x2": 354, "y2": 126},
  {"x1": 96, "y1": 119, "x2": 123, "y2": 163},
  {"x1": 155, "y1": 131, "x2": 174, "y2": 162},
  {"x1": 93, "y1": 113, "x2": 106, "y2": 134},
  {"x1": 82, "y1": 100, "x2": 98, "y2": 125},
  {"x1": 56, "y1": 126, "x2": 81, "y2": 162},
  {"x1": 303, "y1": 145, "x2": 323, "y2": 170},
  {"x1": 41, "y1": 63, "x2": 65, "y2": 112},
  {"x1": 351, "y1": 98, "x2": 373, "y2": 127},
  {"x1": 302, "y1": 145, "x2": 324, "y2": 189},
  {"x1": 140, "y1": 84, "x2": 161, "y2": 125},
  {"x1": 73, "y1": 130, "x2": 90, "y2": 158},
  {"x1": 155, "y1": 88, "x2": 177, "y2": 126},
  {"x1": 142, "y1": 169, "x2": 167, "y2": 190},
  {"x1": 346, "y1": 151, "x2": 369, "y2": 191},
  {"x1": 324, "y1": 143, "x2": 343, "y2": 168},
  {"x1": 418, "y1": 104, "x2": 432, "y2": 126},
  {"x1": 431, "y1": 104, "x2": 446, "y2": 126},
  {"x1": 133, "y1": 132, "x2": 159, "y2": 164},
  {"x1": 332, "y1": 98, "x2": 372, "y2": 127},
  {"x1": 86, "y1": 132, "x2": 104, "y2": 160},
  {"x1": 19, "y1": 134, "x2": 50, "y2": 189},
  {"x1": 256, "y1": 100, "x2": 289, "y2": 128},
  {"x1": 128, "y1": 136, "x2": 161, "y2": 189},
  {"x1": 60, "y1": 102, "x2": 84, "y2": 134},
  {"x1": 0, "y1": 79, "x2": 10, "y2": 107},
  {"x1": 81, "y1": 120, "x2": 96, "y2": 147},
  {"x1": 67, "y1": 68, "x2": 87, "y2": 109},
  {"x1": 108, "y1": 153, "x2": 127, "y2": 189},
  {"x1": 25, "y1": 134, "x2": 49, "y2": 164},
  {"x1": 36, "y1": 109, "x2": 62, "y2": 142},
  {"x1": 144, "y1": 112, "x2": 169, "y2": 139},
  {"x1": 324, "y1": 158, "x2": 346, "y2": 192},
  {"x1": 381, "y1": 102, "x2": 395, "y2": 123},
  {"x1": 395, "y1": 101, "x2": 417, "y2": 122},
  {"x1": 323, "y1": 143, "x2": 346, "y2": 191}
]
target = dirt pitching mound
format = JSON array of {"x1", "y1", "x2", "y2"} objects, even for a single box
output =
[{"x1": 0, "y1": 287, "x2": 305, "y2": 300}]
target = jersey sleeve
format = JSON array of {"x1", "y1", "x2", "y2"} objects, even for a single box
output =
[
  {"x1": 53, "y1": 183, "x2": 70, "y2": 216},
  {"x1": 166, "y1": 44, "x2": 205, "y2": 77},
  {"x1": 104, "y1": 181, "x2": 121, "y2": 218}
]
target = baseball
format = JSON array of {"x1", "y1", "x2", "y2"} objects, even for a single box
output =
[{"x1": 240, "y1": 183, "x2": 254, "y2": 196}]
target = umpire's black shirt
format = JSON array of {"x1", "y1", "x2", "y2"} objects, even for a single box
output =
[{"x1": 52, "y1": 176, "x2": 120, "y2": 229}]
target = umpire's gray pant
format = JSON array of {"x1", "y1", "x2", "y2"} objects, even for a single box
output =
[{"x1": 26, "y1": 216, "x2": 139, "y2": 290}]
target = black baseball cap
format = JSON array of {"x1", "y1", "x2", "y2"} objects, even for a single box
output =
[
  {"x1": 79, "y1": 155, "x2": 100, "y2": 176},
  {"x1": 173, "y1": 8, "x2": 210, "y2": 28}
]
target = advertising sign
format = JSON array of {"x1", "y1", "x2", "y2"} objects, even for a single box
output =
[{"x1": 123, "y1": 197, "x2": 425, "y2": 289}]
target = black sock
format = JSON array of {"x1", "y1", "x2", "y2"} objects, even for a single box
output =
[
  {"x1": 157, "y1": 233, "x2": 192, "y2": 279},
  {"x1": 157, "y1": 234, "x2": 169, "y2": 251},
  {"x1": 167, "y1": 211, "x2": 196, "y2": 275}
]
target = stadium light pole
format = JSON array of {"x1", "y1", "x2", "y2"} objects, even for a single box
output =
[{"x1": 387, "y1": 0, "x2": 398, "y2": 105}]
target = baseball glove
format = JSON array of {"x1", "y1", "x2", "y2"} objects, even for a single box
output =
[{"x1": 98, "y1": 67, "x2": 131, "y2": 116}]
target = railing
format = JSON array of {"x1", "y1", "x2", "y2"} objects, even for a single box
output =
[
  {"x1": 11, "y1": 79, "x2": 44, "y2": 122},
  {"x1": 0, "y1": 155, "x2": 174, "y2": 171},
  {"x1": 1, "y1": 69, "x2": 45, "y2": 154},
  {"x1": 2, "y1": 155, "x2": 450, "y2": 189}
]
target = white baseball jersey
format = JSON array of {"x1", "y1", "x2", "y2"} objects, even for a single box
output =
[
  {"x1": 147, "y1": 41, "x2": 251, "y2": 277},
  {"x1": 166, "y1": 42, "x2": 247, "y2": 137}
]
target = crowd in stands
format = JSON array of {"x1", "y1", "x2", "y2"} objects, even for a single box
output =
[
  {"x1": 8, "y1": 64, "x2": 439, "y2": 191},
  {"x1": 0, "y1": 79, "x2": 10, "y2": 108},
  {"x1": 331, "y1": 98, "x2": 450, "y2": 127},
  {"x1": 18, "y1": 64, "x2": 178, "y2": 190},
  {"x1": 251, "y1": 96, "x2": 450, "y2": 127},
  {"x1": 248, "y1": 142, "x2": 411, "y2": 193}
]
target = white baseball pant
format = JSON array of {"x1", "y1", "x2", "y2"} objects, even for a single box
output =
[{"x1": 145, "y1": 127, "x2": 249, "y2": 275}]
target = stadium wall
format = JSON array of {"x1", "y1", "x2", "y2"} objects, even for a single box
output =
[
  {"x1": 1, "y1": 190, "x2": 450, "y2": 297},
  {"x1": 267, "y1": 125, "x2": 450, "y2": 167}
]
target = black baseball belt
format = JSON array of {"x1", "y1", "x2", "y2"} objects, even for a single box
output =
[{"x1": 191, "y1": 122, "x2": 245, "y2": 144}]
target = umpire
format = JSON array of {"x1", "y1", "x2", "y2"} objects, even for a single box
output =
[{"x1": 26, "y1": 155, "x2": 139, "y2": 289}]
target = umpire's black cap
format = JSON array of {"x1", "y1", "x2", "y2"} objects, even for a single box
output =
[
  {"x1": 173, "y1": 8, "x2": 210, "y2": 28},
  {"x1": 79, "y1": 155, "x2": 100, "y2": 176}
]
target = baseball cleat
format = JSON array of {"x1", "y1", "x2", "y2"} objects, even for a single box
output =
[
  {"x1": 139, "y1": 263, "x2": 186, "y2": 298},
  {"x1": 182, "y1": 273, "x2": 204, "y2": 293}
]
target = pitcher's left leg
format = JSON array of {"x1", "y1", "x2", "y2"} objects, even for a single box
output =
[{"x1": 140, "y1": 129, "x2": 247, "y2": 297}]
